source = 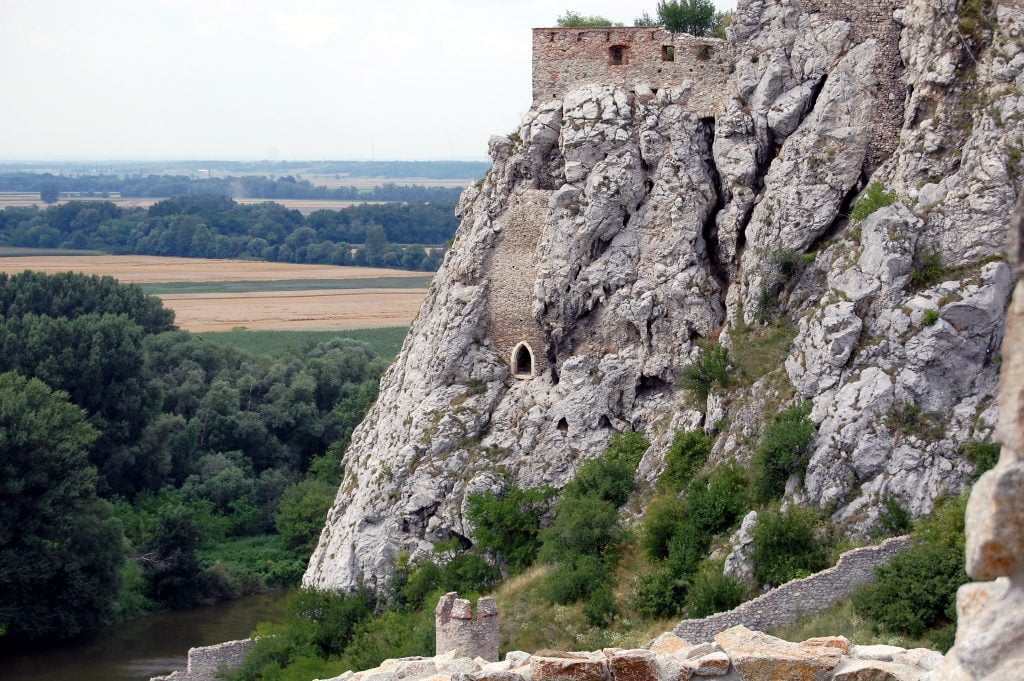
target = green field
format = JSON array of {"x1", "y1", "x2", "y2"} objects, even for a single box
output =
[
  {"x1": 0, "y1": 246, "x2": 105, "y2": 257},
  {"x1": 140, "y1": 276, "x2": 433, "y2": 295},
  {"x1": 198, "y1": 326, "x2": 409, "y2": 359}
]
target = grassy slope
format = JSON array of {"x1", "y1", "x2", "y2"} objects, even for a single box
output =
[
  {"x1": 767, "y1": 599, "x2": 934, "y2": 648},
  {"x1": 197, "y1": 327, "x2": 409, "y2": 359}
]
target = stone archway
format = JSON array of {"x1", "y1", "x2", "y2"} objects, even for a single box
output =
[{"x1": 511, "y1": 342, "x2": 535, "y2": 379}]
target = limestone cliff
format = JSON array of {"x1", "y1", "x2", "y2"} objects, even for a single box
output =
[{"x1": 304, "y1": 0, "x2": 1024, "y2": 592}]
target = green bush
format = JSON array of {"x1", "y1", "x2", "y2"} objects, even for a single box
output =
[
  {"x1": 660, "y1": 430, "x2": 713, "y2": 492},
  {"x1": 563, "y1": 432, "x2": 648, "y2": 506},
  {"x1": 630, "y1": 567, "x2": 687, "y2": 619},
  {"x1": 685, "y1": 562, "x2": 744, "y2": 617},
  {"x1": 543, "y1": 554, "x2": 612, "y2": 604},
  {"x1": 963, "y1": 440, "x2": 1001, "y2": 479},
  {"x1": 556, "y1": 10, "x2": 621, "y2": 27},
  {"x1": 854, "y1": 495, "x2": 967, "y2": 638},
  {"x1": 752, "y1": 507, "x2": 828, "y2": 588},
  {"x1": 582, "y1": 585, "x2": 618, "y2": 626},
  {"x1": 275, "y1": 479, "x2": 337, "y2": 552},
  {"x1": 910, "y1": 247, "x2": 948, "y2": 290},
  {"x1": 850, "y1": 182, "x2": 897, "y2": 222},
  {"x1": 681, "y1": 344, "x2": 731, "y2": 401},
  {"x1": 466, "y1": 484, "x2": 554, "y2": 573},
  {"x1": 922, "y1": 309, "x2": 941, "y2": 326},
  {"x1": 641, "y1": 494, "x2": 687, "y2": 560},
  {"x1": 335, "y1": 608, "x2": 434, "y2": 673},
  {"x1": 878, "y1": 496, "x2": 913, "y2": 536},
  {"x1": 752, "y1": 403, "x2": 816, "y2": 503},
  {"x1": 540, "y1": 495, "x2": 622, "y2": 561},
  {"x1": 390, "y1": 541, "x2": 499, "y2": 612}
]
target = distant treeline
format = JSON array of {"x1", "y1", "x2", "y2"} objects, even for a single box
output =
[
  {"x1": 0, "y1": 195, "x2": 457, "y2": 270},
  {"x1": 0, "y1": 160, "x2": 492, "y2": 179},
  {"x1": 0, "y1": 172, "x2": 464, "y2": 202}
]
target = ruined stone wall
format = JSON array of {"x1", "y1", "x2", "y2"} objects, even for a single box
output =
[
  {"x1": 800, "y1": 0, "x2": 907, "y2": 167},
  {"x1": 435, "y1": 592, "x2": 500, "y2": 662},
  {"x1": 675, "y1": 536, "x2": 912, "y2": 642},
  {"x1": 150, "y1": 638, "x2": 254, "y2": 681},
  {"x1": 532, "y1": 28, "x2": 732, "y2": 115},
  {"x1": 485, "y1": 190, "x2": 550, "y2": 378}
]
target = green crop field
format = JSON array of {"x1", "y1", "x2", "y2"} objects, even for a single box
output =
[
  {"x1": 198, "y1": 326, "x2": 409, "y2": 360},
  {"x1": 0, "y1": 246, "x2": 105, "y2": 257},
  {"x1": 139, "y1": 276, "x2": 433, "y2": 295}
]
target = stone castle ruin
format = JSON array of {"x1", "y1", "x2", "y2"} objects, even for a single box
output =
[{"x1": 434, "y1": 592, "x2": 500, "y2": 662}]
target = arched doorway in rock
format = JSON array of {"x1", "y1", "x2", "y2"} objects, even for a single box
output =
[{"x1": 511, "y1": 342, "x2": 535, "y2": 379}]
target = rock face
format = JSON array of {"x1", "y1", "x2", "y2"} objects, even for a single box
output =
[
  {"x1": 304, "y1": 0, "x2": 1023, "y2": 592},
  {"x1": 930, "y1": 196, "x2": 1024, "y2": 680}
]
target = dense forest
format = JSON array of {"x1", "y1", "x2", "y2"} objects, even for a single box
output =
[
  {"x1": 0, "y1": 161, "x2": 491, "y2": 180},
  {"x1": 0, "y1": 272, "x2": 390, "y2": 646},
  {"x1": 0, "y1": 196, "x2": 457, "y2": 270},
  {"x1": 0, "y1": 173, "x2": 465, "y2": 202}
]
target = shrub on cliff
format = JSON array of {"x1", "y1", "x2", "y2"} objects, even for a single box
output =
[
  {"x1": 681, "y1": 343, "x2": 731, "y2": 401},
  {"x1": 853, "y1": 494, "x2": 967, "y2": 640},
  {"x1": 752, "y1": 402, "x2": 816, "y2": 502},
  {"x1": 850, "y1": 182, "x2": 897, "y2": 222},
  {"x1": 466, "y1": 484, "x2": 555, "y2": 574},
  {"x1": 751, "y1": 507, "x2": 828, "y2": 588},
  {"x1": 660, "y1": 429, "x2": 713, "y2": 492},
  {"x1": 685, "y1": 561, "x2": 744, "y2": 617}
]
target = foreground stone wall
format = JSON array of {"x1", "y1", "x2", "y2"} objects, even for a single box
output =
[
  {"x1": 532, "y1": 27, "x2": 732, "y2": 115},
  {"x1": 675, "y1": 536, "x2": 911, "y2": 642},
  {"x1": 315, "y1": 626, "x2": 942, "y2": 681},
  {"x1": 932, "y1": 196, "x2": 1024, "y2": 680},
  {"x1": 151, "y1": 638, "x2": 254, "y2": 681}
]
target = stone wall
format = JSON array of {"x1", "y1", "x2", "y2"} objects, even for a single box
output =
[
  {"x1": 799, "y1": 0, "x2": 907, "y2": 168},
  {"x1": 532, "y1": 27, "x2": 732, "y2": 115},
  {"x1": 150, "y1": 638, "x2": 254, "y2": 681},
  {"x1": 674, "y1": 536, "x2": 912, "y2": 642},
  {"x1": 435, "y1": 592, "x2": 500, "y2": 662},
  {"x1": 485, "y1": 190, "x2": 551, "y2": 378}
]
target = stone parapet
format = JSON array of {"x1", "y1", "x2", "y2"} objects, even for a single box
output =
[
  {"x1": 435, "y1": 592, "x2": 500, "y2": 662},
  {"x1": 150, "y1": 638, "x2": 254, "y2": 681}
]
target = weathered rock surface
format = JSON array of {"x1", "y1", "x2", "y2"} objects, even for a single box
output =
[
  {"x1": 714, "y1": 626, "x2": 841, "y2": 681},
  {"x1": 305, "y1": 0, "x2": 1022, "y2": 592}
]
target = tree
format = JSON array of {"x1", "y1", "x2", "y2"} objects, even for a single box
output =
[
  {"x1": 656, "y1": 0, "x2": 721, "y2": 36},
  {"x1": 360, "y1": 224, "x2": 390, "y2": 267},
  {"x1": 142, "y1": 505, "x2": 204, "y2": 608},
  {"x1": 0, "y1": 371, "x2": 124, "y2": 642},
  {"x1": 39, "y1": 183, "x2": 60, "y2": 204},
  {"x1": 556, "y1": 10, "x2": 622, "y2": 27}
]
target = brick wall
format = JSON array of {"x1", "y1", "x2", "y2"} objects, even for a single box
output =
[
  {"x1": 674, "y1": 536, "x2": 912, "y2": 642},
  {"x1": 532, "y1": 27, "x2": 732, "y2": 116},
  {"x1": 799, "y1": 0, "x2": 908, "y2": 168},
  {"x1": 485, "y1": 190, "x2": 551, "y2": 378}
]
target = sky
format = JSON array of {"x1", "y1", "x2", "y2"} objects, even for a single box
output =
[{"x1": 0, "y1": 0, "x2": 737, "y2": 162}]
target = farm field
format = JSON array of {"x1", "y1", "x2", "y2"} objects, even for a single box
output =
[
  {"x1": 198, "y1": 326, "x2": 409, "y2": 359},
  {"x1": 300, "y1": 175, "x2": 471, "y2": 189},
  {"x1": 161, "y1": 288, "x2": 426, "y2": 331},
  {"x1": 0, "y1": 193, "x2": 384, "y2": 214},
  {"x1": 0, "y1": 254, "x2": 430, "y2": 332}
]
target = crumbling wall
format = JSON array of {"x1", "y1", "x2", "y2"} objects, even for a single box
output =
[
  {"x1": 675, "y1": 536, "x2": 911, "y2": 642},
  {"x1": 150, "y1": 638, "x2": 254, "y2": 681},
  {"x1": 435, "y1": 592, "x2": 500, "y2": 662},
  {"x1": 800, "y1": 0, "x2": 907, "y2": 167},
  {"x1": 532, "y1": 27, "x2": 732, "y2": 115}
]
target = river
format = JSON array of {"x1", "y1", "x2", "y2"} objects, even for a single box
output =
[{"x1": 2, "y1": 591, "x2": 290, "y2": 681}]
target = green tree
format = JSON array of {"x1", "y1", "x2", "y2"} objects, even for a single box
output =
[
  {"x1": 142, "y1": 505, "x2": 204, "y2": 608},
  {"x1": 556, "y1": 10, "x2": 622, "y2": 27},
  {"x1": 0, "y1": 371, "x2": 124, "y2": 642},
  {"x1": 360, "y1": 224, "x2": 390, "y2": 267},
  {"x1": 39, "y1": 183, "x2": 60, "y2": 204},
  {"x1": 465, "y1": 484, "x2": 555, "y2": 574},
  {"x1": 751, "y1": 507, "x2": 827, "y2": 587},
  {"x1": 275, "y1": 479, "x2": 337, "y2": 552},
  {"x1": 656, "y1": 0, "x2": 721, "y2": 36}
]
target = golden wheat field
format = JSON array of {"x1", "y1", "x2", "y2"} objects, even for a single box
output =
[{"x1": 0, "y1": 255, "x2": 429, "y2": 331}]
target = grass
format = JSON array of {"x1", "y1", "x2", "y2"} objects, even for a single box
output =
[
  {"x1": 494, "y1": 538, "x2": 675, "y2": 654},
  {"x1": 139, "y1": 276, "x2": 433, "y2": 295},
  {"x1": 198, "y1": 327, "x2": 408, "y2": 360},
  {"x1": 768, "y1": 599, "x2": 934, "y2": 647},
  {"x1": 730, "y1": 319, "x2": 799, "y2": 386},
  {"x1": 0, "y1": 246, "x2": 106, "y2": 257}
]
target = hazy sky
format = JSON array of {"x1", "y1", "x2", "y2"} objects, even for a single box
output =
[{"x1": 0, "y1": 0, "x2": 737, "y2": 161}]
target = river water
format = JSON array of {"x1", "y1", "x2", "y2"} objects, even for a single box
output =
[{"x1": 2, "y1": 591, "x2": 290, "y2": 681}]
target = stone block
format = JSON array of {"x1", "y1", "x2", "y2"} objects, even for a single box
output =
[
  {"x1": 689, "y1": 652, "x2": 730, "y2": 676},
  {"x1": 530, "y1": 656, "x2": 608, "y2": 681},
  {"x1": 608, "y1": 650, "x2": 658, "y2": 681},
  {"x1": 648, "y1": 633, "x2": 692, "y2": 656},
  {"x1": 713, "y1": 626, "x2": 841, "y2": 681},
  {"x1": 851, "y1": 646, "x2": 906, "y2": 662}
]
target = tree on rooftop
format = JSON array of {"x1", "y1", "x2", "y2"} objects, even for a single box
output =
[
  {"x1": 556, "y1": 10, "x2": 623, "y2": 27},
  {"x1": 655, "y1": 0, "x2": 722, "y2": 36}
]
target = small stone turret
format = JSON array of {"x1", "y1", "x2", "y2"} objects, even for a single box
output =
[{"x1": 434, "y1": 592, "x2": 499, "y2": 662}]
